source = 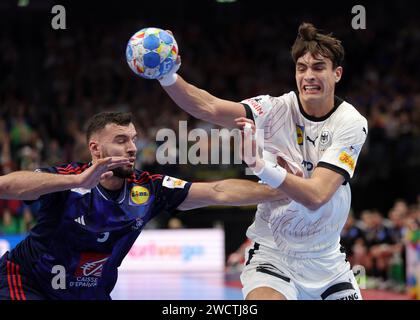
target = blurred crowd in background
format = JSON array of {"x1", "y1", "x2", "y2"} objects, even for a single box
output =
[{"x1": 1, "y1": 0, "x2": 420, "y2": 291}]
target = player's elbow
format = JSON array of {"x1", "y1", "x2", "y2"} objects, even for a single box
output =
[
  {"x1": 0, "y1": 175, "x2": 16, "y2": 199},
  {"x1": 304, "y1": 194, "x2": 329, "y2": 211},
  {"x1": 211, "y1": 185, "x2": 236, "y2": 206},
  {"x1": 212, "y1": 192, "x2": 230, "y2": 206},
  {"x1": 305, "y1": 200, "x2": 323, "y2": 211},
  {"x1": 0, "y1": 177, "x2": 17, "y2": 200},
  {"x1": 0, "y1": 175, "x2": 38, "y2": 200}
]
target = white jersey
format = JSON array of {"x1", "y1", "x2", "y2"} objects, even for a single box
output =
[{"x1": 241, "y1": 91, "x2": 368, "y2": 258}]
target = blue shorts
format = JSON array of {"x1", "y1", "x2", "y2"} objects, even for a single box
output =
[{"x1": 0, "y1": 252, "x2": 46, "y2": 300}]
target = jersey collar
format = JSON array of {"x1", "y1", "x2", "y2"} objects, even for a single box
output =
[
  {"x1": 95, "y1": 180, "x2": 127, "y2": 204},
  {"x1": 295, "y1": 91, "x2": 344, "y2": 122}
]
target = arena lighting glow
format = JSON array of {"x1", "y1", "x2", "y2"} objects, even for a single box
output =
[
  {"x1": 17, "y1": 0, "x2": 29, "y2": 7},
  {"x1": 216, "y1": 0, "x2": 237, "y2": 3}
]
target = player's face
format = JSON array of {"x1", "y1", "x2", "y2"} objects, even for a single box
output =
[
  {"x1": 97, "y1": 123, "x2": 138, "y2": 178},
  {"x1": 295, "y1": 52, "x2": 342, "y2": 105}
]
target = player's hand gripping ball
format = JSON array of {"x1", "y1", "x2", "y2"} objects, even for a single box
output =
[{"x1": 126, "y1": 27, "x2": 178, "y2": 79}]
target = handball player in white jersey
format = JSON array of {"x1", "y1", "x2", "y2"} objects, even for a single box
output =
[{"x1": 155, "y1": 22, "x2": 368, "y2": 300}]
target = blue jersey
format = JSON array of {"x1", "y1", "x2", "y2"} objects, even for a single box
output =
[{"x1": 6, "y1": 162, "x2": 191, "y2": 300}]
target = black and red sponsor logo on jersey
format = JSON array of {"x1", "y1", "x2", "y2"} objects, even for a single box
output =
[{"x1": 245, "y1": 98, "x2": 264, "y2": 116}]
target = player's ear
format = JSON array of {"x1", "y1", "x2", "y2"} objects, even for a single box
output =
[
  {"x1": 334, "y1": 66, "x2": 343, "y2": 83},
  {"x1": 89, "y1": 140, "x2": 100, "y2": 158}
]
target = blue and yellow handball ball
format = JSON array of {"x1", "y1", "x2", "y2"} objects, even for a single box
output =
[{"x1": 126, "y1": 27, "x2": 178, "y2": 79}]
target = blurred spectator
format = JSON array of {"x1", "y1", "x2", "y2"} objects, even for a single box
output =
[
  {"x1": 388, "y1": 199, "x2": 409, "y2": 244},
  {"x1": 226, "y1": 238, "x2": 252, "y2": 273},
  {"x1": 362, "y1": 210, "x2": 394, "y2": 280},
  {"x1": 167, "y1": 217, "x2": 185, "y2": 229},
  {"x1": 0, "y1": 209, "x2": 20, "y2": 235},
  {"x1": 0, "y1": 199, "x2": 33, "y2": 235},
  {"x1": 340, "y1": 211, "x2": 368, "y2": 267}
]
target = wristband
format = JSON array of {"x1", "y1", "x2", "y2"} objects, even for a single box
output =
[
  {"x1": 253, "y1": 160, "x2": 287, "y2": 188},
  {"x1": 159, "y1": 73, "x2": 178, "y2": 87}
]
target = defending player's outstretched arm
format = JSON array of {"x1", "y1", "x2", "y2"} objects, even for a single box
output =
[
  {"x1": 177, "y1": 179, "x2": 289, "y2": 211},
  {"x1": 0, "y1": 157, "x2": 130, "y2": 200}
]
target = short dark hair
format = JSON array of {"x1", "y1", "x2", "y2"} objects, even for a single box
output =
[
  {"x1": 291, "y1": 22, "x2": 345, "y2": 69},
  {"x1": 86, "y1": 111, "x2": 133, "y2": 142}
]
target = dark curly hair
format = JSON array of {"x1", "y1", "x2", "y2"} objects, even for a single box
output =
[{"x1": 291, "y1": 22, "x2": 345, "y2": 69}]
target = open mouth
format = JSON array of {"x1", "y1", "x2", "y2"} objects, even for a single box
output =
[{"x1": 303, "y1": 85, "x2": 321, "y2": 93}]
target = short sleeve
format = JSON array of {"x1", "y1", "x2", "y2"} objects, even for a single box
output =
[
  {"x1": 318, "y1": 118, "x2": 368, "y2": 181},
  {"x1": 240, "y1": 95, "x2": 275, "y2": 129},
  {"x1": 151, "y1": 175, "x2": 192, "y2": 218}
]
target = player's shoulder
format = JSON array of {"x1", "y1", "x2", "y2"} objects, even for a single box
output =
[
  {"x1": 127, "y1": 171, "x2": 190, "y2": 194},
  {"x1": 36, "y1": 162, "x2": 90, "y2": 174},
  {"x1": 241, "y1": 91, "x2": 296, "y2": 117},
  {"x1": 333, "y1": 97, "x2": 368, "y2": 127},
  {"x1": 264, "y1": 91, "x2": 297, "y2": 107}
]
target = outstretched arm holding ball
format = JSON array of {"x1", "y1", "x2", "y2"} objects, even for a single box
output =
[
  {"x1": 159, "y1": 70, "x2": 247, "y2": 128},
  {"x1": 126, "y1": 27, "x2": 246, "y2": 128}
]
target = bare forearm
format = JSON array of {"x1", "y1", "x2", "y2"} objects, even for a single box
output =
[
  {"x1": 251, "y1": 160, "x2": 343, "y2": 211},
  {"x1": 177, "y1": 178, "x2": 290, "y2": 211},
  {"x1": 211, "y1": 179, "x2": 288, "y2": 206},
  {"x1": 279, "y1": 174, "x2": 325, "y2": 210},
  {"x1": 162, "y1": 76, "x2": 243, "y2": 128},
  {"x1": 163, "y1": 76, "x2": 217, "y2": 120},
  {"x1": 0, "y1": 171, "x2": 79, "y2": 200}
]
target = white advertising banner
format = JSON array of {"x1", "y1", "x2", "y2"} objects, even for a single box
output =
[{"x1": 119, "y1": 228, "x2": 225, "y2": 272}]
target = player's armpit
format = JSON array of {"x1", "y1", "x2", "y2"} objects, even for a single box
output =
[{"x1": 177, "y1": 179, "x2": 289, "y2": 211}]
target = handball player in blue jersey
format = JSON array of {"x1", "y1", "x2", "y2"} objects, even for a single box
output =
[{"x1": 0, "y1": 111, "x2": 288, "y2": 300}]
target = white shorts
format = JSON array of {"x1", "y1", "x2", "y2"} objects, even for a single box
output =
[{"x1": 240, "y1": 242, "x2": 362, "y2": 300}]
